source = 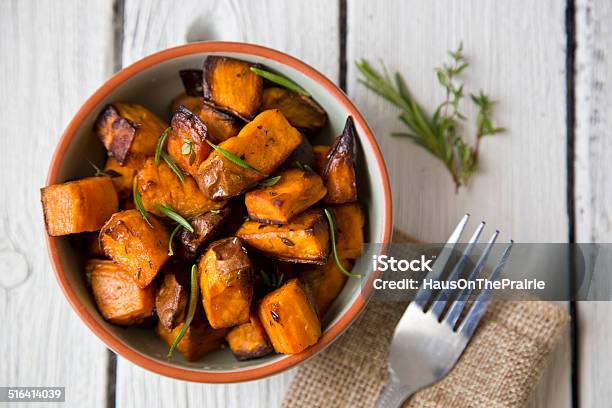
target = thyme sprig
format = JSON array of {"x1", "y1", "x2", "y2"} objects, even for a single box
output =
[{"x1": 356, "y1": 43, "x2": 504, "y2": 192}]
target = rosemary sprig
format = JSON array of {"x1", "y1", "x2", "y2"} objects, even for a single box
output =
[
  {"x1": 205, "y1": 140, "x2": 267, "y2": 176},
  {"x1": 87, "y1": 160, "x2": 119, "y2": 178},
  {"x1": 258, "y1": 175, "x2": 281, "y2": 187},
  {"x1": 294, "y1": 161, "x2": 314, "y2": 172},
  {"x1": 260, "y1": 267, "x2": 285, "y2": 288},
  {"x1": 155, "y1": 127, "x2": 171, "y2": 166},
  {"x1": 168, "y1": 224, "x2": 182, "y2": 256},
  {"x1": 160, "y1": 151, "x2": 185, "y2": 183},
  {"x1": 167, "y1": 264, "x2": 199, "y2": 358},
  {"x1": 133, "y1": 182, "x2": 153, "y2": 227},
  {"x1": 324, "y1": 209, "x2": 362, "y2": 278},
  {"x1": 155, "y1": 204, "x2": 194, "y2": 233},
  {"x1": 355, "y1": 43, "x2": 504, "y2": 192},
  {"x1": 249, "y1": 66, "x2": 310, "y2": 96}
]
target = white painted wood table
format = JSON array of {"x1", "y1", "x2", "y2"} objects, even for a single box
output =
[{"x1": 0, "y1": 0, "x2": 609, "y2": 406}]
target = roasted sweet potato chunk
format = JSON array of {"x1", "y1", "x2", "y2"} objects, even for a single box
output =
[
  {"x1": 199, "y1": 237, "x2": 253, "y2": 329},
  {"x1": 104, "y1": 156, "x2": 146, "y2": 198},
  {"x1": 301, "y1": 257, "x2": 352, "y2": 317},
  {"x1": 202, "y1": 56, "x2": 263, "y2": 120},
  {"x1": 197, "y1": 103, "x2": 242, "y2": 143},
  {"x1": 258, "y1": 278, "x2": 321, "y2": 354},
  {"x1": 179, "y1": 69, "x2": 203, "y2": 96},
  {"x1": 226, "y1": 313, "x2": 273, "y2": 360},
  {"x1": 167, "y1": 106, "x2": 212, "y2": 176},
  {"x1": 323, "y1": 117, "x2": 358, "y2": 203},
  {"x1": 245, "y1": 168, "x2": 326, "y2": 224},
  {"x1": 170, "y1": 93, "x2": 204, "y2": 115},
  {"x1": 195, "y1": 109, "x2": 303, "y2": 200},
  {"x1": 94, "y1": 103, "x2": 168, "y2": 164},
  {"x1": 41, "y1": 176, "x2": 118, "y2": 236},
  {"x1": 135, "y1": 158, "x2": 224, "y2": 219},
  {"x1": 312, "y1": 145, "x2": 330, "y2": 175},
  {"x1": 87, "y1": 259, "x2": 155, "y2": 325},
  {"x1": 176, "y1": 207, "x2": 230, "y2": 261},
  {"x1": 261, "y1": 87, "x2": 327, "y2": 131},
  {"x1": 331, "y1": 203, "x2": 365, "y2": 259},
  {"x1": 236, "y1": 209, "x2": 329, "y2": 264},
  {"x1": 155, "y1": 269, "x2": 188, "y2": 330},
  {"x1": 100, "y1": 209, "x2": 169, "y2": 288},
  {"x1": 280, "y1": 137, "x2": 315, "y2": 171}
]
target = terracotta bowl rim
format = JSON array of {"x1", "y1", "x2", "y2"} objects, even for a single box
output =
[{"x1": 45, "y1": 41, "x2": 392, "y2": 383}]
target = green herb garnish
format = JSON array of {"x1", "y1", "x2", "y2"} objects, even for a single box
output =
[
  {"x1": 155, "y1": 204, "x2": 194, "y2": 232},
  {"x1": 294, "y1": 161, "x2": 314, "y2": 172},
  {"x1": 88, "y1": 160, "x2": 119, "y2": 178},
  {"x1": 324, "y1": 208, "x2": 362, "y2": 278},
  {"x1": 133, "y1": 182, "x2": 153, "y2": 227},
  {"x1": 250, "y1": 67, "x2": 310, "y2": 96},
  {"x1": 260, "y1": 267, "x2": 284, "y2": 288},
  {"x1": 181, "y1": 139, "x2": 196, "y2": 166},
  {"x1": 356, "y1": 43, "x2": 503, "y2": 192},
  {"x1": 167, "y1": 265, "x2": 199, "y2": 358},
  {"x1": 258, "y1": 176, "x2": 281, "y2": 187},
  {"x1": 160, "y1": 151, "x2": 185, "y2": 183},
  {"x1": 205, "y1": 140, "x2": 267, "y2": 176},
  {"x1": 168, "y1": 224, "x2": 182, "y2": 256},
  {"x1": 155, "y1": 127, "x2": 172, "y2": 166}
]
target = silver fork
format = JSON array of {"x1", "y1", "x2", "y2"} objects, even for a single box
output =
[{"x1": 376, "y1": 214, "x2": 513, "y2": 408}]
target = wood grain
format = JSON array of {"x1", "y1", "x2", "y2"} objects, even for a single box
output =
[
  {"x1": 0, "y1": 0, "x2": 114, "y2": 407},
  {"x1": 116, "y1": 1, "x2": 339, "y2": 406},
  {"x1": 575, "y1": 0, "x2": 612, "y2": 406},
  {"x1": 346, "y1": 1, "x2": 571, "y2": 407}
]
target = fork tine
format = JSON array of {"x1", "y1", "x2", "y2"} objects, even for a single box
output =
[
  {"x1": 430, "y1": 222, "x2": 485, "y2": 319},
  {"x1": 458, "y1": 241, "x2": 514, "y2": 337},
  {"x1": 414, "y1": 214, "x2": 470, "y2": 308}
]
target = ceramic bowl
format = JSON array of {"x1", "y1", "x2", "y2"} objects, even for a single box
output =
[{"x1": 45, "y1": 42, "x2": 392, "y2": 382}]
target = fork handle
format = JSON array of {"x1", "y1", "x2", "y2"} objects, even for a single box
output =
[{"x1": 376, "y1": 371, "x2": 419, "y2": 408}]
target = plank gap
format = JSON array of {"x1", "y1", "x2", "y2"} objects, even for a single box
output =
[
  {"x1": 113, "y1": 0, "x2": 126, "y2": 72},
  {"x1": 105, "y1": 350, "x2": 117, "y2": 408},
  {"x1": 339, "y1": 0, "x2": 347, "y2": 91}
]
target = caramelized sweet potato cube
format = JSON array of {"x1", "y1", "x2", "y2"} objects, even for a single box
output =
[
  {"x1": 312, "y1": 145, "x2": 330, "y2": 175},
  {"x1": 87, "y1": 259, "x2": 155, "y2": 325},
  {"x1": 280, "y1": 137, "x2": 315, "y2": 171},
  {"x1": 176, "y1": 207, "x2": 230, "y2": 261},
  {"x1": 94, "y1": 103, "x2": 168, "y2": 164},
  {"x1": 167, "y1": 106, "x2": 212, "y2": 176},
  {"x1": 195, "y1": 109, "x2": 303, "y2": 200},
  {"x1": 100, "y1": 209, "x2": 169, "y2": 288},
  {"x1": 199, "y1": 237, "x2": 253, "y2": 329},
  {"x1": 245, "y1": 168, "x2": 327, "y2": 224},
  {"x1": 170, "y1": 93, "x2": 204, "y2": 115},
  {"x1": 197, "y1": 104, "x2": 242, "y2": 143},
  {"x1": 226, "y1": 313, "x2": 273, "y2": 360},
  {"x1": 323, "y1": 117, "x2": 358, "y2": 203},
  {"x1": 179, "y1": 69, "x2": 203, "y2": 96},
  {"x1": 135, "y1": 158, "x2": 224, "y2": 219},
  {"x1": 258, "y1": 278, "x2": 321, "y2": 354},
  {"x1": 155, "y1": 269, "x2": 188, "y2": 330},
  {"x1": 301, "y1": 257, "x2": 352, "y2": 316},
  {"x1": 236, "y1": 209, "x2": 329, "y2": 264},
  {"x1": 261, "y1": 87, "x2": 327, "y2": 131},
  {"x1": 41, "y1": 176, "x2": 118, "y2": 236},
  {"x1": 104, "y1": 156, "x2": 146, "y2": 198},
  {"x1": 331, "y1": 203, "x2": 365, "y2": 259},
  {"x1": 202, "y1": 56, "x2": 263, "y2": 120}
]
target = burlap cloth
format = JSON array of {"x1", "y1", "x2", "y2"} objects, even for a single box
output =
[{"x1": 282, "y1": 230, "x2": 570, "y2": 408}]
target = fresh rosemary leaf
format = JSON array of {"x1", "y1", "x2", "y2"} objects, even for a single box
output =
[
  {"x1": 324, "y1": 209, "x2": 362, "y2": 278},
  {"x1": 249, "y1": 66, "x2": 310, "y2": 96},
  {"x1": 160, "y1": 151, "x2": 185, "y2": 183},
  {"x1": 155, "y1": 204, "x2": 194, "y2": 233},
  {"x1": 155, "y1": 127, "x2": 171, "y2": 166},
  {"x1": 167, "y1": 264, "x2": 199, "y2": 358},
  {"x1": 294, "y1": 161, "x2": 314, "y2": 172},
  {"x1": 258, "y1": 176, "x2": 281, "y2": 187},
  {"x1": 87, "y1": 160, "x2": 119, "y2": 177},
  {"x1": 205, "y1": 140, "x2": 267, "y2": 176},
  {"x1": 168, "y1": 224, "x2": 182, "y2": 256},
  {"x1": 133, "y1": 182, "x2": 153, "y2": 228}
]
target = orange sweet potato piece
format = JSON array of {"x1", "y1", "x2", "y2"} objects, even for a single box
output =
[
  {"x1": 202, "y1": 56, "x2": 263, "y2": 120},
  {"x1": 197, "y1": 103, "x2": 242, "y2": 143},
  {"x1": 245, "y1": 168, "x2": 327, "y2": 224},
  {"x1": 301, "y1": 257, "x2": 352, "y2": 317},
  {"x1": 94, "y1": 103, "x2": 168, "y2": 164},
  {"x1": 176, "y1": 207, "x2": 231, "y2": 261},
  {"x1": 195, "y1": 109, "x2": 303, "y2": 200},
  {"x1": 312, "y1": 145, "x2": 330, "y2": 175},
  {"x1": 236, "y1": 209, "x2": 329, "y2": 265},
  {"x1": 99, "y1": 209, "x2": 169, "y2": 288},
  {"x1": 166, "y1": 106, "x2": 212, "y2": 177},
  {"x1": 170, "y1": 93, "x2": 204, "y2": 115},
  {"x1": 258, "y1": 278, "x2": 321, "y2": 354},
  {"x1": 331, "y1": 203, "x2": 365, "y2": 259},
  {"x1": 41, "y1": 176, "x2": 118, "y2": 236},
  {"x1": 104, "y1": 155, "x2": 146, "y2": 198},
  {"x1": 199, "y1": 237, "x2": 254, "y2": 329},
  {"x1": 87, "y1": 259, "x2": 155, "y2": 325},
  {"x1": 226, "y1": 313, "x2": 273, "y2": 360},
  {"x1": 155, "y1": 268, "x2": 188, "y2": 330},
  {"x1": 261, "y1": 87, "x2": 327, "y2": 132},
  {"x1": 135, "y1": 158, "x2": 224, "y2": 219},
  {"x1": 323, "y1": 117, "x2": 358, "y2": 203},
  {"x1": 279, "y1": 136, "x2": 315, "y2": 171}
]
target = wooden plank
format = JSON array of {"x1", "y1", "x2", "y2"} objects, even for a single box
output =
[
  {"x1": 575, "y1": 0, "x2": 612, "y2": 406},
  {"x1": 116, "y1": 1, "x2": 339, "y2": 407},
  {"x1": 0, "y1": 0, "x2": 114, "y2": 407},
  {"x1": 346, "y1": 1, "x2": 571, "y2": 407}
]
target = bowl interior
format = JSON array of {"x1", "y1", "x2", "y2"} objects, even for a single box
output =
[{"x1": 53, "y1": 49, "x2": 387, "y2": 373}]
